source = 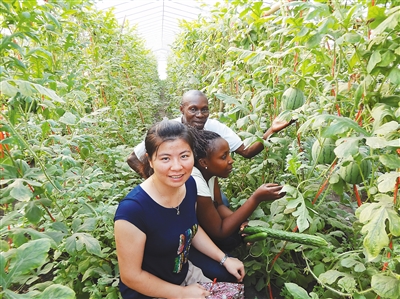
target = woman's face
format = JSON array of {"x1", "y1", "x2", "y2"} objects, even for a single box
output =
[
  {"x1": 149, "y1": 138, "x2": 194, "y2": 187},
  {"x1": 205, "y1": 138, "x2": 233, "y2": 178}
]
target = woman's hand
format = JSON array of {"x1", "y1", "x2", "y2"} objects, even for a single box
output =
[
  {"x1": 253, "y1": 183, "x2": 285, "y2": 203},
  {"x1": 173, "y1": 283, "x2": 210, "y2": 299},
  {"x1": 271, "y1": 117, "x2": 296, "y2": 133},
  {"x1": 222, "y1": 257, "x2": 245, "y2": 282},
  {"x1": 239, "y1": 221, "x2": 249, "y2": 233}
]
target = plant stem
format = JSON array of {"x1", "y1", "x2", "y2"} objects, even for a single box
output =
[
  {"x1": 301, "y1": 248, "x2": 352, "y2": 298},
  {"x1": 0, "y1": 112, "x2": 61, "y2": 193}
]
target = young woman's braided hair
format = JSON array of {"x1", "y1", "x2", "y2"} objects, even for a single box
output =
[{"x1": 192, "y1": 130, "x2": 223, "y2": 168}]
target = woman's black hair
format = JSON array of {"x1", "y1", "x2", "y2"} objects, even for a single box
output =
[
  {"x1": 142, "y1": 119, "x2": 196, "y2": 178},
  {"x1": 193, "y1": 130, "x2": 223, "y2": 167}
]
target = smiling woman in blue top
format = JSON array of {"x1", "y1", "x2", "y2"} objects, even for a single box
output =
[
  {"x1": 114, "y1": 120, "x2": 245, "y2": 299},
  {"x1": 127, "y1": 90, "x2": 294, "y2": 178}
]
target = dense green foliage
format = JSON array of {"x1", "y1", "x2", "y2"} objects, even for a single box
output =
[
  {"x1": 1, "y1": 0, "x2": 400, "y2": 298},
  {"x1": 1, "y1": 0, "x2": 160, "y2": 298},
  {"x1": 166, "y1": 0, "x2": 400, "y2": 298}
]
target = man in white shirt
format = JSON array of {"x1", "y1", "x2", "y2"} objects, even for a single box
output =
[{"x1": 127, "y1": 90, "x2": 293, "y2": 178}]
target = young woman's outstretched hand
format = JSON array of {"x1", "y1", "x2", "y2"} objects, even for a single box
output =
[
  {"x1": 253, "y1": 183, "x2": 286, "y2": 203},
  {"x1": 222, "y1": 256, "x2": 246, "y2": 282}
]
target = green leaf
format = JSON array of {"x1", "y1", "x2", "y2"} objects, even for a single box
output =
[
  {"x1": 354, "y1": 262, "x2": 366, "y2": 273},
  {"x1": 247, "y1": 52, "x2": 267, "y2": 64},
  {"x1": 373, "y1": 9, "x2": 400, "y2": 35},
  {"x1": 26, "y1": 48, "x2": 53, "y2": 65},
  {"x1": 338, "y1": 276, "x2": 357, "y2": 293},
  {"x1": 340, "y1": 257, "x2": 358, "y2": 268},
  {"x1": 365, "y1": 137, "x2": 387, "y2": 149},
  {"x1": 344, "y1": 32, "x2": 361, "y2": 44},
  {"x1": 387, "y1": 139, "x2": 400, "y2": 148},
  {"x1": 6, "y1": 239, "x2": 51, "y2": 288},
  {"x1": 367, "y1": 6, "x2": 387, "y2": 28},
  {"x1": 343, "y1": 4, "x2": 359, "y2": 28},
  {"x1": 51, "y1": 221, "x2": 69, "y2": 233},
  {"x1": 15, "y1": 81, "x2": 35, "y2": 97},
  {"x1": 41, "y1": 284, "x2": 76, "y2": 299},
  {"x1": 317, "y1": 17, "x2": 335, "y2": 34},
  {"x1": 0, "y1": 81, "x2": 19, "y2": 97},
  {"x1": 292, "y1": 201, "x2": 311, "y2": 232},
  {"x1": 285, "y1": 193, "x2": 311, "y2": 232},
  {"x1": 25, "y1": 201, "x2": 43, "y2": 224},
  {"x1": 77, "y1": 218, "x2": 96, "y2": 232},
  {"x1": 379, "y1": 155, "x2": 400, "y2": 169},
  {"x1": 3, "y1": 289, "x2": 41, "y2": 298},
  {"x1": 214, "y1": 93, "x2": 240, "y2": 105},
  {"x1": 0, "y1": 240, "x2": 9, "y2": 252},
  {"x1": 284, "y1": 283, "x2": 311, "y2": 299},
  {"x1": 66, "y1": 233, "x2": 102, "y2": 256},
  {"x1": 371, "y1": 273, "x2": 400, "y2": 299},
  {"x1": 334, "y1": 137, "x2": 360, "y2": 159},
  {"x1": 30, "y1": 82, "x2": 65, "y2": 103},
  {"x1": 377, "y1": 172, "x2": 400, "y2": 193},
  {"x1": 0, "y1": 211, "x2": 22, "y2": 230},
  {"x1": 377, "y1": 51, "x2": 396, "y2": 67},
  {"x1": 318, "y1": 115, "x2": 370, "y2": 137},
  {"x1": 306, "y1": 33, "x2": 322, "y2": 48},
  {"x1": 373, "y1": 121, "x2": 400, "y2": 136},
  {"x1": 356, "y1": 194, "x2": 400, "y2": 261},
  {"x1": 9, "y1": 179, "x2": 32, "y2": 201},
  {"x1": 388, "y1": 68, "x2": 400, "y2": 85},
  {"x1": 59, "y1": 112, "x2": 77, "y2": 125},
  {"x1": 44, "y1": 11, "x2": 61, "y2": 30},
  {"x1": 319, "y1": 270, "x2": 346, "y2": 284},
  {"x1": 379, "y1": 95, "x2": 400, "y2": 107},
  {"x1": 0, "y1": 253, "x2": 6, "y2": 288},
  {"x1": 367, "y1": 51, "x2": 381, "y2": 74}
]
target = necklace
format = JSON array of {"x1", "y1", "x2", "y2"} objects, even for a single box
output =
[
  {"x1": 151, "y1": 178, "x2": 181, "y2": 215},
  {"x1": 173, "y1": 205, "x2": 180, "y2": 216}
]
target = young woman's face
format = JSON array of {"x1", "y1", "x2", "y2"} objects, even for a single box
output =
[
  {"x1": 205, "y1": 138, "x2": 233, "y2": 178},
  {"x1": 149, "y1": 138, "x2": 194, "y2": 187}
]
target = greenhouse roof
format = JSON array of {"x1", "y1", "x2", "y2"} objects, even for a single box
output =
[{"x1": 95, "y1": 0, "x2": 217, "y2": 79}]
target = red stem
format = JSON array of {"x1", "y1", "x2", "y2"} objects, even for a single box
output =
[
  {"x1": 353, "y1": 184, "x2": 362, "y2": 207},
  {"x1": 268, "y1": 283, "x2": 274, "y2": 299},
  {"x1": 381, "y1": 240, "x2": 393, "y2": 272},
  {"x1": 355, "y1": 105, "x2": 363, "y2": 126},
  {"x1": 28, "y1": 184, "x2": 56, "y2": 222}
]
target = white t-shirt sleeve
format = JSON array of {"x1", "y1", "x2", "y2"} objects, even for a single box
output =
[
  {"x1": 133, "y1": 140, "x2": 146, "y2": 162},
  {"x1": 133, "y1": 117, "x2": 182, "y2": 163},
  {"x1": 204, "y1": 119, "x2": 242, "y2": 152},
  {"x1": 191, "y1": 167, "x2": 214, "y2": 201}
]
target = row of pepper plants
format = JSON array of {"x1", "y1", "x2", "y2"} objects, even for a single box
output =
[
  {"x1": 1, "y1": 0, "x2": 162, "y2": 298},
  {"x1": 166, "y1": 0, "x2": 400, "y2": 298}
]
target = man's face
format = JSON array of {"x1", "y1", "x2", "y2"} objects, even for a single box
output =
[{"x1": 180, "y1": 95, "x2": 209, "y2": 130}]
